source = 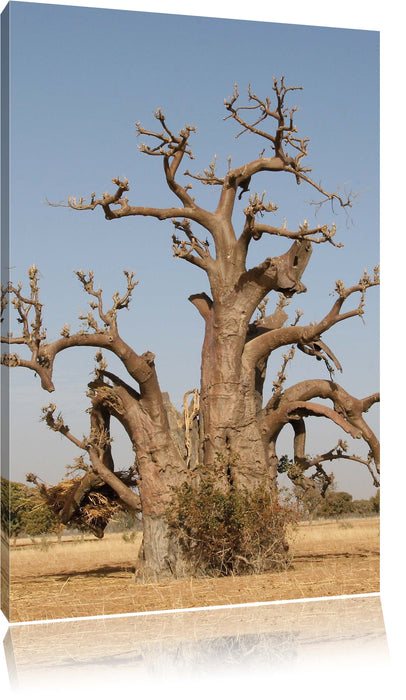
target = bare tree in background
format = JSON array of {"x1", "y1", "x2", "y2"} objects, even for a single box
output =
[{"x1": 1, "y1": 79, "x2": 379, "y2": 578}]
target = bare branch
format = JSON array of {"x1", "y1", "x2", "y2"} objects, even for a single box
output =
[
  {"x1": 271, "y1": 346, "x2": 296, "y2": 399},
  {"x1": 287, "y1": 430, "x2": 379, "y2": 493},
  {"x1": 135, "y1": 110, "x2": 200, "y2": 209},
  {"x1": 243, "y1": 267, "x2": 379, "y2": 369},
  {"x1": 297, "y1": 338, "x2": 343, "y2": 376},
  {"x1": 246, "y1": 217, "x2": 343, "y2": 247},
  {"x1": 305, "y1": 182, "x2": 357, "y2": 214},
  {"x1": 171, "y1": 219, "x2": 214, "y2": 270},
  {"x1": 1, "y1": 265, "x2": 56, "y2": 389},
  {"x1": 48, "y1": 176, "x2": 206, "y2": 226},
  {"x1": 184, "y1": 154, "x2": 225, "y2": 187},
  {"x1": 287, "y1": 400, "x2": 364, "y2": 438},
  {"x1": 224, "y1": 79, "x2": 304, "y2": 159},
  {"x1": 1, "y1": 265, "x2": 45, "y2": 352},
  {"x1": 74, "y1": 268, "x2": 138, "y2": 331},
  {"x1": 223, "y1": 80, "x2": 355, "y2": 213},
  {"x1": 1, "y1": 266, "x2": 156, "y2": 394},
  {"x1": 41, "y1": 403, "x2": 88, "y2": 450},
  {"x1": 246, "y1": 294, "x2": 290, "y2": 344},
  {"x1": 136, "y1": 109, "x2": 196, "y2": 160},
  {"x1": 263, "y1": 378, "x2": 380, "y2": 475},
  {"x1": 188, "y1": 292, "x2": 213, "y2": 321}
]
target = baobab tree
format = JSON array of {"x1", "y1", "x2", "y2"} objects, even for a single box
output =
[{"x1": 1, "y1": 79, "x2": 379, "y2": 578}]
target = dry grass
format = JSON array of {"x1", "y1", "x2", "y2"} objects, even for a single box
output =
[
  {"x1": 7, "y1": 517, "x2": 379, "y2": 623},
  {"x1": 10, "y1": 532, "x2": 143, "y2": 578}
]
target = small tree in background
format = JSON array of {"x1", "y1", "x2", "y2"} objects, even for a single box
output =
[
  {"x1": 1, "y1": 478, "x2": 27, "y2": 544},
  {"x1": 1, "y1": 478, "x2": 61, "y2": 543},
  {"x1": 351, "y1": 498, "x2": 375, "y2": 516},
  {"x1": 19, "y1": 488, "x2": 60, "y2": 540},
  {"x1": 370, "y1": 490, "x2": 380, "y2": 513},
  {"x1": 316, "y1": 491, "x2": 353, "y2": 518}
]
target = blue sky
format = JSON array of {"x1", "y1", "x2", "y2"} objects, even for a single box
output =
[{"x1": 4, "y1": 1, "x2": 380, "y2": 497}]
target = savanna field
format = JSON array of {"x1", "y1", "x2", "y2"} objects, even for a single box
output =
[{"x1": 5, "y1": 517, "x2": 379, "y2": 623}]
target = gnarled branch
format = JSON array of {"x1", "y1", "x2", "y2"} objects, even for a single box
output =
[
  {"x1": 171, "y1": 218, "x2": 214, "y2": 270},
  {"x1": 243, "y1": 267, "x2": 379, "y2": 370},
  {"x1": 1, "y1": 266, "x2": 156, "y2": 395},
  {"x1": 263, "y1": 378, "x2": 380, "y2": 478},
  {"x1": 223, "y1": 80, "x2": 355, "y2": 210}
]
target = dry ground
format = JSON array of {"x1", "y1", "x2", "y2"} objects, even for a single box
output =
[{"x1": 6, "y1": 517, "x2": 379, "y2": 623}]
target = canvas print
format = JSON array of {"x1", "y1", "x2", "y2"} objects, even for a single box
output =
[
  {"x1": 1, "y1": 1, "x2": 379, "y2": 624},
  {"x1": 4, "y1": 596, "x2": 389, "y2": 693}
]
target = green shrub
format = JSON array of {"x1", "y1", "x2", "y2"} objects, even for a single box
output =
[
  {"x1": 21, "y1": 491, "x2": 59, "y2": 537},
  {"x1": 316, "y1": 490, "x2": 353, "y2": 518},
  {"x1": 1, "y1": 477, "x2": 62, "y2": 542},
  {"x1": 351, "y1": 499, "x2": 374, "y2": 516},
  {"x1": 370, "y1": 490, "x2": 380, "y2": 513},
  {"x1": 1, "y1": 478, "x2": 27, "y2": 542},
  {"x1": 122, "y1": 530, "x2": 138, "y2": 543},
  {"x1": 166, "y1": 470, "x2": 299, "y2": 577}
]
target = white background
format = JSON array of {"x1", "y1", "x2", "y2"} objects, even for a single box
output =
[{"x1": 1, "y1": 1, "x2": 404, "y2": 698}]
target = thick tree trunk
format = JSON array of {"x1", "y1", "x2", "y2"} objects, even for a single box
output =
[
  {"x1": 131, "y1": 403, "x2": 189, "y2": 578},
  {"x1": 135, "y1": 392, "x2": 205, "y2": 578},
  {"x1": 89, "y1": 375, "x2": 191, "y2": 578},
  {"x1": 140, "y1": 513, "x2": 189, "y2": 579},
  {"x1": 199, "y1": 300, "x2": 270, "y2": 490}
]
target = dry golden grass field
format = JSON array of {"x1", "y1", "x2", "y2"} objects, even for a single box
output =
[{"x1": 7, "y1": 517, "x2": 379, "y2": 623}]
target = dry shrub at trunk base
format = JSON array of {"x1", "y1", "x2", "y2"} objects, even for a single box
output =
[{"x1": 165, "y1": 467, "x2": 301, "y2": 577}]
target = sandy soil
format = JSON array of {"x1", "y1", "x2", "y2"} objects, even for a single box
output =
[{"x1": 5, "y1": 516, "x2": 379, "y2": 623}]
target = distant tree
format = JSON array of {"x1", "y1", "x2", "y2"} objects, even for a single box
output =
[
  {"x1": 106, "y1": 510, "x2": 142, "y2": 534},
  {"x1": 351, "y1": 498, "x2": 374, "y2": 516},
  {"x1": 293, "y1": 486, "x2": 323, "y2": 520},
  {"x1": 370, "y1": 489, "x2": 380, "y2": 513},
  {"x1": 281, "y1": 456, "x2": 334, "y2": 519},
  {"x1": 317, "y1": 491, "x2": 353, "y2": 518},
  {"x1": 1, "y1": 478, "x2": 27, "y2": 544},
  {"x1": 1, "y1": 477, "x2": 64, "y2": 542},
  {"x1": 19, "y1": 488, "x2": 59, "y2": 538}
]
